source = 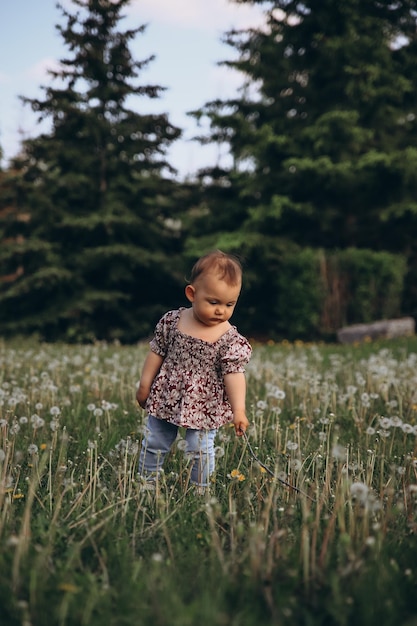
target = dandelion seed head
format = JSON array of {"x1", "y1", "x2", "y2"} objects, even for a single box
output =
[
  {"x1": 391, "y1": 416, "x2": 403, "y2": 427},
  {"x1": 214, "y1": 446, "x2": 225, "y2": 458},
  {"x1": 31, "y1": 415, "x2": 45, "y2": 429},
  {"x1": 379, "y1": 417, "x2": 392, "y2": 429},
  {"x1": 286, "y1": 441, "x2": 298, "y2": 451},
  {"x1": 273, "y1": 388, "x2": 286, "y2": 400},
  {"x1": 176, "y1": 439, "x2": 187, "y2": 452},
  {"x1": 331, "y1": 444, "x2": 346, "y2": 461},
  {"x1": 350, "y1": 481, "x2": 369, "y2": 503}
]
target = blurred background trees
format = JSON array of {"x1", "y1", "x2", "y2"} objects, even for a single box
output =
[
  {"x1": 1, "y1": 0, "x2": 417, "y2": 342},
  {"x1": 0, "y1": 0, "x2": 184, "y2": 341}
]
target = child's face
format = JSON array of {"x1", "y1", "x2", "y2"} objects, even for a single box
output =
[{"x1": 185, "y1": 272, "x2": 241, "y2": 327}]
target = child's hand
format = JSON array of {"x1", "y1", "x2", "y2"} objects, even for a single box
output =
[
  {"x1": 136, "y1": 387, "x2": 148, "y2": 409},
  {"x1": 233, "y1": 411, "x2": 249, "y2": 436}
]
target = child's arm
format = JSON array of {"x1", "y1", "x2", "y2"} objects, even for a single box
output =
[
  {"x1": 136, "y1": 351, "x2": 164, "y2": 409},
  {"x1": 224, "y1": 372, "x2": 250, "y2": 436}
]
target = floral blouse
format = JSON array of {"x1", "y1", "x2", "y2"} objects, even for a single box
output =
[{"x1": 145, "y1": 308, "x2": 252, "y2": 430}]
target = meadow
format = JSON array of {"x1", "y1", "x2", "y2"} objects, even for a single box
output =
[{"x1": 1, "y1": 336, "x2": 417, "y2": 626}]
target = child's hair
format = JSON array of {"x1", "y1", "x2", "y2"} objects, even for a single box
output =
[{"x1": 189, "y1": 250, "x2": 242, "y2": 286}]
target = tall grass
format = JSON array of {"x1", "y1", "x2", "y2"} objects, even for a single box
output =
[{"x1": 0, "y1": 336, "x2": 417, "y2": 625}]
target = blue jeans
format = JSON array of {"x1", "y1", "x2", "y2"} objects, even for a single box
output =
[{"x1": 138, "y1": 415, "x2": 217, "y2": 487}]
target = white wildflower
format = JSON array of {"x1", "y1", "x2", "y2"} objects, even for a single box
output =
[{"x1": 350, "y1": 481, "x2": 369, "y2": 503}]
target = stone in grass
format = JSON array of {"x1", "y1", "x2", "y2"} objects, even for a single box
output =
[{"x1": 337, "y1": 317, "x2": 415, "y2": 344}]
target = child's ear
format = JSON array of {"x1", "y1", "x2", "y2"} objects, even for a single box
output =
[{"x1": 185, "y1": 284, "x2": 195, "y2": 302}]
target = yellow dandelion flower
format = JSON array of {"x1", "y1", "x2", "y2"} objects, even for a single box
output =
[
  {"x1": 40, "y1": 443, "x2": 47, "y2": 451},
  {"x1": 259, "y1": 466, "x2": 267, "y2": 474},
  {"x1": 13, "y1": 493, "x2": 24, "y2": 500},
  {"x1": 230, "y1": 469, "x2": 241, "y2": 478},
  {"x1": 238, "y1": 473, "x2": 245, "y2": 482}
]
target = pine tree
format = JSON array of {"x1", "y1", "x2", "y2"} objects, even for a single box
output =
[
  {"x1": 188, "y1": 0, "x2": 417, "y2": 331},
  {"x1": 0, "y1": 0, "x2": 183, "y2": 341}
]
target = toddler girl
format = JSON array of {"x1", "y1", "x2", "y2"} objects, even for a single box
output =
[{"x1": 136, "y1": 250, "x2": 252, "y2": 490}]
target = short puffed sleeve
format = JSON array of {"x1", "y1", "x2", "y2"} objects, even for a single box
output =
[
  {"x1": 149, "y1": 310, "x2": 178, "y2": 357},
  {"x1": 219, "y1": 332, "x2": 252, "y2": 376}
]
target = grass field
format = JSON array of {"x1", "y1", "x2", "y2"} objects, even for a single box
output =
[{"x1": 1, "y1": 336, "x2": 417, "y2": 626}]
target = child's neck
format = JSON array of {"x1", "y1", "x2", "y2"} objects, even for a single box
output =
[{"x1": 179, "y1": 308, "x2": 230, "y2": 342}]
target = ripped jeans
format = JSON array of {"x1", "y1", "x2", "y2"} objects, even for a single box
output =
[{"x1": 138, "y1": 415, "x2": 217, "y2": 487}]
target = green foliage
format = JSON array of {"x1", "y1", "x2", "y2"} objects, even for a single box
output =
[
  {"x1": 185, "y1": 231, "x2": 407, "y2": 340},
  {"x1": 0, "y1": 0, "x2": 185, "y2": 343},
  {"x1": 337, "y1": 248, "x2": 406, "y2": 324},
  {"x1": 321, "y1": 248, "x2": 407, "y2": 332},
  {"x1": 2, "y1": 0, "x2": 417, "y2": 342},
  {"x1": 187, "y1": 0, "x2": 417, "y2": 329}
]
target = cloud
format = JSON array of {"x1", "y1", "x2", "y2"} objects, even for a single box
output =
[
  {"x1": 0, "y1": 71, "x2": 10, "y2": 85},
  {"x1": 127, "y1": 0, "x2": 265, "y2": 33},
  {"x1": 25, "y1": 58, "x2": 63, "y2": 83}
]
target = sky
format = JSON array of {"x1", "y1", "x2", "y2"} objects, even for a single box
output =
[{"x1": 0, "y1": 0, "x2": 266, "y2": 179}]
